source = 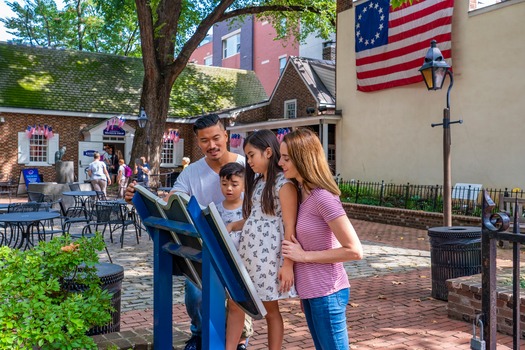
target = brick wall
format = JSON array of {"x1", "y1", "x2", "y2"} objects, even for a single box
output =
[
  {"x1": 268, "y1": 65, "x2": 318, "y2": 119},
  {"x1": 447, "y1": 275, "x2": 525, "y2": 339},
  {"x1": 343, "y1": 203, "x2": 481, "y2": 229},
  {"x1": 0, "y1": 112, "x2": 200, "y2": 182}
]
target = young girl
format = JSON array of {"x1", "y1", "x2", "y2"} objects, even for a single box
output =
[
  {"x1": 226, "y1": 129, "x2": 298, "y2": 350},
  {"x1": 279, "y1": 128, "x2": 363, "y2": 349}
]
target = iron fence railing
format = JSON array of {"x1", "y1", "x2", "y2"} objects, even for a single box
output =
[{"x1": 337, "y1": 179, "x2": 524, "y2": 217}]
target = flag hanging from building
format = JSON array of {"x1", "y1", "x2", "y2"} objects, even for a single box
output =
[{"x1": 355, "y1": 0, "x2": 454, "y2": 92}]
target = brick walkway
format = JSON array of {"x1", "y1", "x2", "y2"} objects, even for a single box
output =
[
  {"x1": 114, "y1": 219, "x2": 523, "y2": 349},
  {"x1": 2, "y1": 196, "x2": 524, "y2": 348}
]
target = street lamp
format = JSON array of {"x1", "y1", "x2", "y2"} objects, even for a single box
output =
[
  {"x1": 137, "y1": 107, "x2": 148, "y2": 129},
  {"x1": 419, "y1": 40, "x2": 462, "y2": 227}
]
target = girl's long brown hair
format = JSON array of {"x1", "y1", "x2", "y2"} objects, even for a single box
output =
[
  {"x1": 242, "y1": 129, "x2": 282, "y2": 218},
  {"x1": 282, "y1": 128, "x2": 341, "y2": 196}
]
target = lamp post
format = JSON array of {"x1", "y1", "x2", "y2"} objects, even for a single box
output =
[
  {"x1": 419, "y1": 40, "x2": 462, "y2": 227},
  {"x1": 137, "y1": 106, "x2": 150, "y2": 158}
]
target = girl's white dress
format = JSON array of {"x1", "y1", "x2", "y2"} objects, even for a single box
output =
[{"x1": 238, "y1": 172, "x2": 296, "y2": 301}]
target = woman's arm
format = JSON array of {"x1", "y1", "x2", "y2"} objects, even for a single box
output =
[
  {"x1": 278, "y1": 182, "x2": 298, "y2": 292},
  {"x1": 282, "y1": 214, "x2": 363, "y2": 264}
]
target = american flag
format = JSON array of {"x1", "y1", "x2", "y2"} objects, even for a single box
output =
[{"x1": 355, "y1": 0, "x2": 454, "y2": 92}]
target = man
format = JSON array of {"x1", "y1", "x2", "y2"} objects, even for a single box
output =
[
  {"x1": 125, "y1": 114, "x2": 248, "y2": 350},
  {"x1": 133, "y1": 156, "x2": 150, "y2": 188}
]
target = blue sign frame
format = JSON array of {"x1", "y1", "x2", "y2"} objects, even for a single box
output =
[{"x1": 132, "y1": 186, "x2": 266, "y2": 349}]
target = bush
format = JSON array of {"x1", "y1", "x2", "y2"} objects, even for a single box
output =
[{"x1": 0, "y1": 234, "x2": 113, "y2": 349}]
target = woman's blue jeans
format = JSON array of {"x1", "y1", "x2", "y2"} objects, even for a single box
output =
[
  {"x1": 185, "y1": 278, "x2": 202, "y2": 336},
  {"x1": 302, "y1": 288, "x2": 350, "y2": 350}
]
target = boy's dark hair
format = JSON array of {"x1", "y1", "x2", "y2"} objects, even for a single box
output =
[
  {"x1": 219, "y1": 162, "x2": 245, "y2": 180},
  {"x1": 193, "y1": 113, "x2": 223, "y2": 134}
]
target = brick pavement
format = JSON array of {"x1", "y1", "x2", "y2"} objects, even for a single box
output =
[
  {"x1": 2, "y1": 196, "x2": 523, "y2": 348},
  {"x1": 112, "y1": 218, "x2": 522, "y2": 349}
]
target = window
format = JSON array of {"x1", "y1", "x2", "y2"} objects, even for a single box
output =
[
  {"x1": 279, "y1": 56, "x2": 287, "y2": 75},
  {"x1": 18, "y1": 132, "x2": 59, "y2": 165},
  {"x1": 222, "y1": 31, "x2": 241, "y2": 59},
  {"x1": 204, "y1": 56, "x2": 213, "y2": 66},
  {"x1": 284, "y1": 100, "x2": 297, "y2": 119},
  {"x1": 160, "y1": 138, "x2": 184, "y2": 167}
]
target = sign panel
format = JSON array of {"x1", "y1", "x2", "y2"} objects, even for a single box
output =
[
  {"x1": 21, "y1": 168, "x2": 41, "y2": 188},
  {"x1": 103, "y1": 126, "x2": 126, "y2": 136}
]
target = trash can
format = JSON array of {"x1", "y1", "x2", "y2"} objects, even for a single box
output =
[
  {"x1": 427, "y1": 226, "x2": 481, "y2": 301},
  {"x1": 67, "y1": 262, "x2": 124, "y2": 335}
]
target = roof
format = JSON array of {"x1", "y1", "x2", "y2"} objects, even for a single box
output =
[
  {"x1": 270, "y1": 56, "x2": 335, "y2": 106},
  {"x1": 0, "y1": 42, "x2": 267, "y2": 117}
]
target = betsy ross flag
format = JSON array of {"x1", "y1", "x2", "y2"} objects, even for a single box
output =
[{"x1": 355, "y1": 0, "x2": 454, "y2": 92}]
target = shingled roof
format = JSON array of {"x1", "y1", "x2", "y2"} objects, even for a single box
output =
[{"x1": 0, "y1": 42, "x2": 267, "y2": 117}]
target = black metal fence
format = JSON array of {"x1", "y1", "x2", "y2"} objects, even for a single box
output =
[{"x1": 337, "y1": 179, "x2": 524, "y2": 217}]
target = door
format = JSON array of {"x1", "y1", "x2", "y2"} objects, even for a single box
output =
[{"x1": 78, "y1": 142, "x2": 105, "y2": 183}]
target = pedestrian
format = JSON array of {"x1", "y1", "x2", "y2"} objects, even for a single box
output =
[
  {"x1": 226, "y1": 129, "x2": 298, "y2": 350},
  {"x1": 117, "y1": 158, "x2": 129, "y2": 199},
  {"x1": 216, "y1": 162, "x2": 253, "y2": 350},
  {"x1": 279, "y1": 128, "x2": 363, "y2": 350},
  {"x1": 125, "y1": 113, "x2": 248, "y2": 350},
  {"x1": 134, "y1": 156, "x2": 150, "y2": 188},
  {"x1": 111, "y1": 149, "x2": 122, "y2": 183},
  {"x1": 87, "y1": 152, "x2": 111, "y2": 196},
  {"x1": 182, "y1": 156, "x2": 191, "y2": 169}
]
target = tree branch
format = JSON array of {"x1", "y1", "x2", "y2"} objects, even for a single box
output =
[{"x1": 217, "y1": 4, "x2": 334, "y2": 26}]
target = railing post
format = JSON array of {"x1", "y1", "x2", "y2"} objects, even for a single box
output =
[
  {"x1": 355, "y1": 180, "x2": 360, "y2": 204},
  {"x1": 379, "y1": 180, "x2": 385, "y2": 206},
  {"x1": 404, "y1": 183, "x2": 410, "y2": 209}
]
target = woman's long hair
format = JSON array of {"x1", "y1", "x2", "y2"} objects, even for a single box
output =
[
  {"x1": 242, "y1": 129, "x2": 282, "y2": 218},
  {"x1": 282, "y1": 128, "x2": 340, "y2": 196}
]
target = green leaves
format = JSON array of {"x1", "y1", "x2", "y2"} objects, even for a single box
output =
[{"x1": 0, "y1": 234, "x2": 112, "y2": 350}]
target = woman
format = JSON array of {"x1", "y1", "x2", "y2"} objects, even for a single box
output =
[
  {"x1": 87, "y1": 152, "x2": 111, "y2": 196},
  {"x1": 279, "y1": 128, "x2": 363, "y2": 350}
]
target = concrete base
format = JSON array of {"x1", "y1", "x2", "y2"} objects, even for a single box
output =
[{"x1": 55, "y1": 161, "x2": 74, "y2": 183}]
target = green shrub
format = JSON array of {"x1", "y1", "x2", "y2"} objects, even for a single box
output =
[{"x1": 0, "y1": 234, "x2": 113, "y2": 349}]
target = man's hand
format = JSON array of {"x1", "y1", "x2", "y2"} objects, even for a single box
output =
[{"x1": 125, "y1": 180, "x2": 137, "y2": 203}]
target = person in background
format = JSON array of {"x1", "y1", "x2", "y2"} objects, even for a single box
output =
[
  {"x1": 111, "y1": 149, "x2": 122, "y2": 183},
  {"x1": 279, "y1": 128, "x2": 363, "y2": 350},
  {"x1": 134, "y1": 156, "x2": 150, "y2": 188},
  {"x1": 117, "y1": 158, "x2": 128, "y2": 199},
  {"x1": 182, "y1": 156, "x2": 191, "y2": 169},
  {"x1": 87, "y1": 152, "x2": 111, "y2": 196},
  {"x1": 216, "y1": 162, "x2": 252, "y2": 350},
  {"x1": 226, "y1": 129, "x2": 297, "y2": 350},
  {"x1": 125, "y1": 114, "x2": 246, "y2": 350}
]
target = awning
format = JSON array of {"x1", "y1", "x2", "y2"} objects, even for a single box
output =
[{"x1": 226, "y1": 115, "x2": 341, "y2": 132}]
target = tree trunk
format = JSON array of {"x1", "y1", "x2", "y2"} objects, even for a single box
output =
[{"x1": 130, "y1": 74, "x2": 172, "y2": 187}]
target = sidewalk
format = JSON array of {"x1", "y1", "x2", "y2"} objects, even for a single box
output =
[
  {"x1": 110, "y1": 218, "x2": 523, "y2": 349},
  {"x1": 2, "y1": 195, "x2": 523, "y2": 348}
]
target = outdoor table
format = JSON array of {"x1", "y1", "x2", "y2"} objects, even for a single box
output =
[{"x1": 0, "y1": 211, "x2": 60, "y2": 249}]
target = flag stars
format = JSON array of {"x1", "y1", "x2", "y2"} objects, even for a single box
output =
[
  {"x1": 355, "y1": 1, "x2": 386, "y2": 47},
  {"x1": 375, "y1": 32, "x2": 380, "y2": 39}
]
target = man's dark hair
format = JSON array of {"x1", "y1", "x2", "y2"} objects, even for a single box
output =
[
  {"x1": 193, "y1": 113, "x2": 223, "y2": 134},
  {"x1": 219, "y1": 162, "x2": 245, "y2": 180}
]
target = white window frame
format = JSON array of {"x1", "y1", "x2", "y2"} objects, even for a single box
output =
[
  {"x1": 222, "y1": 30, "x2": 241, "y2": 59},
  {"x1": 284, "y1": 99, "x2": 297, "y2": 119},
  {"x1": 160, "y1": 138, "x2": 185, "y2": 167},
  {"x1": 18, "y1": 132, "x2": 59, "y2": 166},
  {"x1": 279, "y1": 55, "x2": 287, "y2": 75},
  {"x1": 204, "y1": 55, "x2": 213, "y2": 66}
]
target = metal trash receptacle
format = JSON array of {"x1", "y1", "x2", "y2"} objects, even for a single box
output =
[
  {"x1": 427, "y1": 226, "x2": 481, "y2": 301},
  {"x1": 67, "y1": 262, "x2": 124, "y2": 335}
]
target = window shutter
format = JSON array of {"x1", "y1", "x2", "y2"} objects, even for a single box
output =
[
  {"x1": 18, "y1": 132, "x2": 29, "y2": 164},
  {"x1": 48, "y1": 134, "x2": 59, "y2": 164},
  {"x1": 174, "y1": 139, "x2": 184, "y2": 165}
]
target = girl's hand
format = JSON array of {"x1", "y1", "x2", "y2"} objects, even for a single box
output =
[
  {"x1": 278, "y1": 260, "x2": 294, "y2": 293},
  {"x1": 225, "y1": 222, "x2": 234, "y2": 233},
  {"x1": 282, "y1": 236, "x2": 306, "y2": 263}
]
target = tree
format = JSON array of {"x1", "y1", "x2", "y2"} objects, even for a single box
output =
[
  {"x1": 132, "y1": 0, "x2": 337, "y2": 175},
  {"x1": 1, "y1": 0, "x2": 141, "y2": 56}
]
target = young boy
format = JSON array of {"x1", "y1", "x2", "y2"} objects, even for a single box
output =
[{"x1": 216, "y1": 162, "x2": 252, "y2": 350}]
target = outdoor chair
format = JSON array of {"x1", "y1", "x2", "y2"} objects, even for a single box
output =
[
  {"x1": 59, "y1": 199, "x2": 93, "y2": 235},
  {"x1": 99, "y1": 201, "x2": 140, "y2": 248}
]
